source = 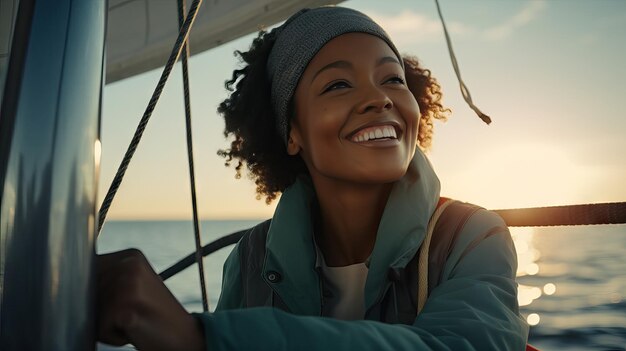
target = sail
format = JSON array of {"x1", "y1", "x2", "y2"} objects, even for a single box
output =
[{"x1": 106, "y1": 0, "x2": 342, "y2": 83}]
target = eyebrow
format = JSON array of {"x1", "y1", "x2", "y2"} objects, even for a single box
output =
[
  {"x1": 377, "y1": 56, "x2": 401, "y2": 67},
  {"x1": 310, "y1": 56, "x2": 402, "y2": 83}
]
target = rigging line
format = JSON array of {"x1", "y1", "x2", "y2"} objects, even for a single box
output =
[
  {"x1": 434, "y1": 0, "x2": 492, "y2": 125},
  {"x1": 493, "y1": 202, "x2": 626, "y2": 227},
  {"x1": 97, "y1": 0, "x2": 204, "y2": 234},
  {"x1": 160, "y1": 230, "x2": 246, "y2": 281},
  {"x1": 159, "y1": 202, "x2": 626, "y2": 281},
  {"x1": 177, "y1": 0, "x2": 209, "y2": 313}
]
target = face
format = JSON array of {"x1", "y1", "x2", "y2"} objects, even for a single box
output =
[{"x1": 288, "y1": 33, "x2": 420, "y2": 185}]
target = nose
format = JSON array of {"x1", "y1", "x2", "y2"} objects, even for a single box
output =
[{"x1": 356, "y1": 84, "x2": 393, "y2": 114}]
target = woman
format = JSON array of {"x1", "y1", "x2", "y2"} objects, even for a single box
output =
[{"x1": 97, "y1": 6, "x2": 528, "y2": 350}]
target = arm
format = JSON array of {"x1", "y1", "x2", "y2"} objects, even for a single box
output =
[
  {"x1": 415, "y1": 209, "x2": 528, "y2": 349},
  {"x1": 96, "y1": 242, "x2": 247, "y2": 349},
  {"x1": 198, "y1": 210, "x2": 529, "y2": 350},
  {"x1": 97, "y1": 249, "x2": 206, "y2": 351}
]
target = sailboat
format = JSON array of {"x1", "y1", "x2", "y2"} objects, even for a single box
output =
[{"x1": 0, "y1": 0, "x2": 623, "y2": 349}]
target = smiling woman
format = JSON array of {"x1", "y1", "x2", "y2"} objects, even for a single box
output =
[{"x1": 97, "y1": 5, "x2": 529, "y2": 351}]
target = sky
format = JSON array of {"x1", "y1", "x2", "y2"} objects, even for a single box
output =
[{"x1": 100, "y1": 0, "x2": 626, "y2": 220}]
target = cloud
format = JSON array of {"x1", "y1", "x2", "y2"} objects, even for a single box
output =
[
  {"x1": 484, "y1": 1, "x2": 547, "y2": 41},
  {"x1": 366, "y1": 1, "x2": 546, "y2": 46},
  {"x1": 368, "y1": 10, "x2": 473, "y2": 45}
]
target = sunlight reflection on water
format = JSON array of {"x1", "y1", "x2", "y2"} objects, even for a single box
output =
[
  {"x1": 512, "y1": 224, "x2": 626, "y2": 351},
  {"x1": 512, "y1": 227, "x2": 551, "y2": 325}
]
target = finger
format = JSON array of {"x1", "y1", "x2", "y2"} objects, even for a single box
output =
[
  {"x1": 97, "y1": 294, "x2": 133, "y2": 346},
  {"x1": 96, "y1": 250, "x2": 148, "y2": 346}
]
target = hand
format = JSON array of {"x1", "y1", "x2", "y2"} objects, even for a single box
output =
[{"x1": 97, "y1": 249, "x2": 206, "y2": 351}]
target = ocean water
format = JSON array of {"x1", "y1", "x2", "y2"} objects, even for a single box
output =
[{"x1": 97, "y1": 220, "x2": 626, "y2": 350}]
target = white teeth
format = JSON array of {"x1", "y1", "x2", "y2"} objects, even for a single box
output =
[{"x1": 352, "y1": 125, "x2": 399, "y2": 142}]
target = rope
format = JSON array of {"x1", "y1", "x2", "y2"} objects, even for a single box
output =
[
  {"x1": 160, "y1": 230, "x2": 246, "y2": 281},
  {"x1": 494, "y1": 202, "x2": 626, "y2": 227},
  {"x1": 159, "y1": 202, "x2": 626, "y2": 281},
  {"x1": 97, "y1": 0, "x2": 204, "y2": 234},
  {"x1": 434, "y1": 0, "x2": 492, "y2": 125},
  {"x1": 177, "y1": 0, "x2": 209, "y2": 313},
  {"x1": 417, "y1": 199, "x2": 454, "y2": 315}
]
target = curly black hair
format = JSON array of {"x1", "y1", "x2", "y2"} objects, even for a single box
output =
[{"x1": 218, "y1": 30, "x2": 450, "y2": 203}]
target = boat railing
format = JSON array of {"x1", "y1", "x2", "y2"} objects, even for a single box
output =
[{"x1": 158, "y1": 201, "x2": 626, "y2": 281}]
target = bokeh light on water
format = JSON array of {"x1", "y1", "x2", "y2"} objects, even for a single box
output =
[
  {"x1": 513, "y1": 225, "x2": 626, "y2": 350},
  {"x1": 543, "y1": 283, "x2": 556, "y2": 296},
  {"x1": 527, "y1": 313, "x2": 541, "y2": 326},
  {"x1": 513, "y1": 227, "x2": 548, "y2": 309}
]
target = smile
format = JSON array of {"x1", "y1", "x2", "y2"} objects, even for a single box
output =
[{"x1": 351, "y1": 124, "x2": 398, "y2": 143}]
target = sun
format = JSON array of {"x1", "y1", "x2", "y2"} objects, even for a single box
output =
[{"x1": 433, "y1": 142, "x2": 597, "y2": 209}]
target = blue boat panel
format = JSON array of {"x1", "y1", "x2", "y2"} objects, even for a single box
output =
[{"x1": 0, "y1": 0, "x2": 106, "y2": 349}]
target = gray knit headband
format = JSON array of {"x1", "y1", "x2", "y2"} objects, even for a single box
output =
[{"x1": 266, "y1": 6, "x2": 404, "y2": 144}]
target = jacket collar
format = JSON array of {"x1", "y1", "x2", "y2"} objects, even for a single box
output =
[{"x1": 263, "y1": 149, "x2": 440, "y2": 315}]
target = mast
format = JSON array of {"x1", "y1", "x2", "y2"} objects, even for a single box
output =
[{"x1": 0, "y1": 0, "x2": 106, "y2": 349}]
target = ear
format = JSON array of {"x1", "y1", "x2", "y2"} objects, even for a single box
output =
[{"x1": 286, "y1": 124, "x2": 302, "y2": 156}]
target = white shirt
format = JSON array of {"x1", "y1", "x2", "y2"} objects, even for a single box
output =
[
  {"x1": 314, "y1": 241, "x2": 369, "y2": 320},
  {"x1": 321, "y1": 261, "x2": 369, "y2": 320}
]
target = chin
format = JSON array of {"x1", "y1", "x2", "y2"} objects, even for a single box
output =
[{"x1": 351, "y1": 164, "x2": 410, "y2": 184}]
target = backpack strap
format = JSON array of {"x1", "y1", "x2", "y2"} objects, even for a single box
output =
[
  {"x1": 418, "y1": 198, "x2": 482, "y2": 314},
  {"x1": 417, "y1": 198, "x2": 455, "y2": 313},
  {"x1": 238, "y1": 219, "x2": 270, "y2": 307},
  {"x1": 238, "y1": 219, "x2": 290, "y2": 311}
]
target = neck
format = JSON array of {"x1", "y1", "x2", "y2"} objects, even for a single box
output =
[{"x1": 311, "y1": 176, "x2": 393, "y2": 267}]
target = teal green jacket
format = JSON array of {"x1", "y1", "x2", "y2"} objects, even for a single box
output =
[{"x1": 198, "y1": 150, "x2": 529, "y2": 350}]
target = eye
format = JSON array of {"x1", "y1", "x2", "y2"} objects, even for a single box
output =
[
  {"x1": 322, "y1": 80, "x2": 351, "y2": 93},
  {"x1": 385, "y1": 75, "x2": 405, "y2": 85}
]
